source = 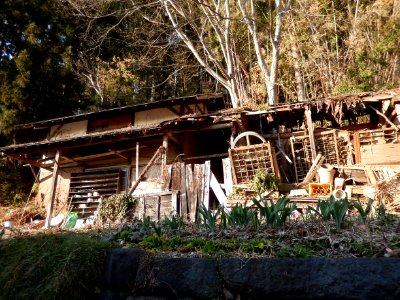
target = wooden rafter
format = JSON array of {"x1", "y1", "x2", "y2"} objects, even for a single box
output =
[{"x1": 5, "y1": 153, "x2": 53, "y2": 170}]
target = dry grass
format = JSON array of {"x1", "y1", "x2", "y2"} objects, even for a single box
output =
[{"x1": 375, "y1": 173, "x2": 400, "y2": 213}]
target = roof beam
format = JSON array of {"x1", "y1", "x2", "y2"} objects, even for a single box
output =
[{"x1": 5, "y1": 153, "x2": 53, "y2": 171}]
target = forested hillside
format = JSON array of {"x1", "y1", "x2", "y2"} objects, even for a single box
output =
[{"x1": 0, "y1": 0, "x2": 399, "y2": 203}]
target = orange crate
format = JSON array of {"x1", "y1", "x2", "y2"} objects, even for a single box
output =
[{"x1": 309, "y1": 183, "x2": 332, "y2": 197}]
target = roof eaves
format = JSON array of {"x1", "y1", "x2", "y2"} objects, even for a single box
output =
[{"x1": 15, "y1": 93, "x2": 225, "y2": 130}]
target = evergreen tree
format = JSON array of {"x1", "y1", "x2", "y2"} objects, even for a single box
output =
[{"x1": 0, "y1": 0, "x2": 89, "y2": 144}]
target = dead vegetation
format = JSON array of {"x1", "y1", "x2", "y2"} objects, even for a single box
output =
[{"x1": 375, "y1": 174, "x2": 400, "y2": 214}]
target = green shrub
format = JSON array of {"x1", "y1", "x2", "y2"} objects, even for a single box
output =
[
  {"x1": 251, "y1": 170, "x2": 279, "y2": 195},
  {"x1": 0, "y1": 159, "x2": 32, "y2": 206},
  {"x1": 97, "y1": 193, "x2": 136, "y2": 225},
  {"x1": 0, "y1": 233, "x2": 114, "y2": 300}
]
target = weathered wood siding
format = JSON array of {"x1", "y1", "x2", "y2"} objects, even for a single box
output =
[{"x1": 49, "y1": 120, "x2": 88, "y2": 141}]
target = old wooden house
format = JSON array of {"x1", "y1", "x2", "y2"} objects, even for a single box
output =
[{"x1": 1, "y1": 89, "x2": 400, "y2": 226}]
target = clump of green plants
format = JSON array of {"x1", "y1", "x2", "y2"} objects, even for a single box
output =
[
  {"x1": 276, "y1": 244, "x2": 316, "y2": 257},
  {"x1": 0, "y1": 233, "x2": 114, "y2": 300},
  {"x1": 351, "y1": 198, "x2": 374, "y2": 223},
  {"x1": 242, "y1": 239, "x2": 273, "y2": 254},
  {"x1": 97, "y1": 193, "x2": 137, "y2": 225},
  {"x1": 111, "y1": 222, "x2": 151, "y2": 244},
  {"x1": 252, "y1": 196, "x2": 297, "y2": 227},
  {"x1": 227, "y1": 203, "x2": 258, "y2": 228},
  {"x1": 308, "y1": 197, "x2": 335, "y2": 221},
  {"x1": 331, "y1": 199, "x2": 350, "y2": 231},
  {"x1": 350, "y1": 239, "x2": 374, "y2": 257},
  {"x1": 197, "y1": 204, "x2": 221, "y2": 232},
  {"x1": 251, "y1": 170, "x2": 279, "y2": 195},
  {"x1": 161, "y1": 214, "x2": 185, "y2": 232},
  {"x1": 308, "y1": 196, "x2": 350, "y2": 230}
]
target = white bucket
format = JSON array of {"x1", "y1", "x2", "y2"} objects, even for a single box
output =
[
  {"x1": 334, "y1": 177, "x2": 345, "y2": 190},
  {"x1": 332, "y1": 189, "x2": 346, "y2": 200},
  {"x1": 317, "y1": 164, "x2": 335, "y2": 184}
]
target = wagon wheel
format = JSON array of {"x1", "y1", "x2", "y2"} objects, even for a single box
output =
[{"x1": 231, "y1": 131, "x2": 267, "y2": 148}]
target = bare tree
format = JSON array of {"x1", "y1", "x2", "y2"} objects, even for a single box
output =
[{"x1": 161, "y1": 0, "x2": 291, "y2": 107}]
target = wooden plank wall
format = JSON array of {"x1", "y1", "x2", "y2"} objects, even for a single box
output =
[
  {"x1": 356, "y1": 128, "x2": 400, "y2": 165},
  {"x1": 167, "y1": 160, "x2": 229, "y2": 222}
]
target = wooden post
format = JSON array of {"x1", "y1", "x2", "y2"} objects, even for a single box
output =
[
  {"x1": 203, "y1": 161, "x2": 211, "y2": 209},
  {"x1": 44, "y1": 150, "x2": 60, "y2": 229},
  {"x1": 161, "y1": 134, "x2": 168, "y2": 183},
  {"x1": 180, "y1": 162, "x2": 187, "y2": 216},
  {"x1": 353, "y1": 132, "x2": 361, "y2": 164},
  {"x1": 136, "y1": 142, "x2": 139, "y2": 180},
  {"x1": 194, "y1": 164, "x2": 203, "y2": 212},
  {"x1": 129, "y1": 146, "x2": 164, "y2": 194},
  {"x1": 305, "y1": 108, "x2": 317, "y2": 161},
  {"x1": 222, "y1": 158, "x2": 233, "y2": 196},
  {"x1": 186, "y1": 164, "x2": 195, "y2": 222}
]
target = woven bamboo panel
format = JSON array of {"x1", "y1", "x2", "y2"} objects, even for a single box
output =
[{"x1": 229, "y1": 142, "x2": 276, "y2": 184}]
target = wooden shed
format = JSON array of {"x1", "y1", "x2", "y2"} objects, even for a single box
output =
[{"x1": 2, "y1": 89, "x2": 400, "y2": 225}]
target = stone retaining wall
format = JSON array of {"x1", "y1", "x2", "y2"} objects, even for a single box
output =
[{"x1": 98, "y1": 248, "x2": 400, "y2": 300}]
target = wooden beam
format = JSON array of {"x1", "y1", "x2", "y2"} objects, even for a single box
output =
[
  {"x1": 167, "y1": 106, "x2": 180, "y2": 116},
  {"x1": 60, "y1": 145, "x2": 138, "y2": 164},
  {"x1": 353, "y1": 132, "x2": 361, "y2": 164},
  {"x1": 167, "y1": 132, "x2": 181, "y2": 145},
  {"x1": 61, "y1": 155, "x2": 80, "y2": 166},
  {"x1": 305, "y1": 109, "x2": 317, "y2": 161},
  {"x1": 161, "y1": 134, "x2": 168, "y2": 183},
  {"x1": 109, "y1": 150, "x2": 130, "y2": 161},
  {"x1": 44, "y1": 150, "x2": 60, "y2": 229},
  {"x1": 365, "y1": 166, "x2": 377, "y2": 185},
  {"x1": 186, "y1": 164, "x2": 195, "y2": 222},
  {"x1": 210, "y1": 171, "x2": 227, "y2": 208},
  {"x1": 222, "y1": 158, "x2": 233, "y2": 196},
  {"x1": 183, "y1": 153, "x2": 228, "y2": 161},
  {"x1": 185, "y1": 104, "x2": 195, "y2": 114},
  {"x1": 29, "y1": 165, "x2": 37, "y2": 179},
  {"x1": 136, "y1": 142, "x2": 139, "y2": 180},
  {"x1": 203, "y1": 161, "x2": 211, "y2": 209},
  {"x1": 194, "y1": 164, "x2": 204, "y2": 212},
  {"x1": 5, "y1": 153, "x2": 53, "y2": 171},
  {"x1": 299, "y1": 153, "x2": 325, "y2": 186},
  {"x1": 228, "y1": 149, "x2": 238, "y2": 185},
  {"x1": 129, "y1": 146, "x2": 165, "y2": 194},
  {"x1": 369, "y1": 105, "x2": 399, "y2": 131},
  {"x1": 180, "y1": 162, "x2": 187, "y2": 216}
]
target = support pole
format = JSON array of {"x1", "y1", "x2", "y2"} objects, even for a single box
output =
[
  {"x1": 44, "y1": 150, "x2": 60, "y2": 229},
  {"x1": 305, "y1": 108, "x2": 317, "y2": 161},
  {"x1": 161, "y1": 134, "x2": 168, "y2": 182},
  {"x1": 136, "y1": 142, "x2": 139, "y2": 180}
]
